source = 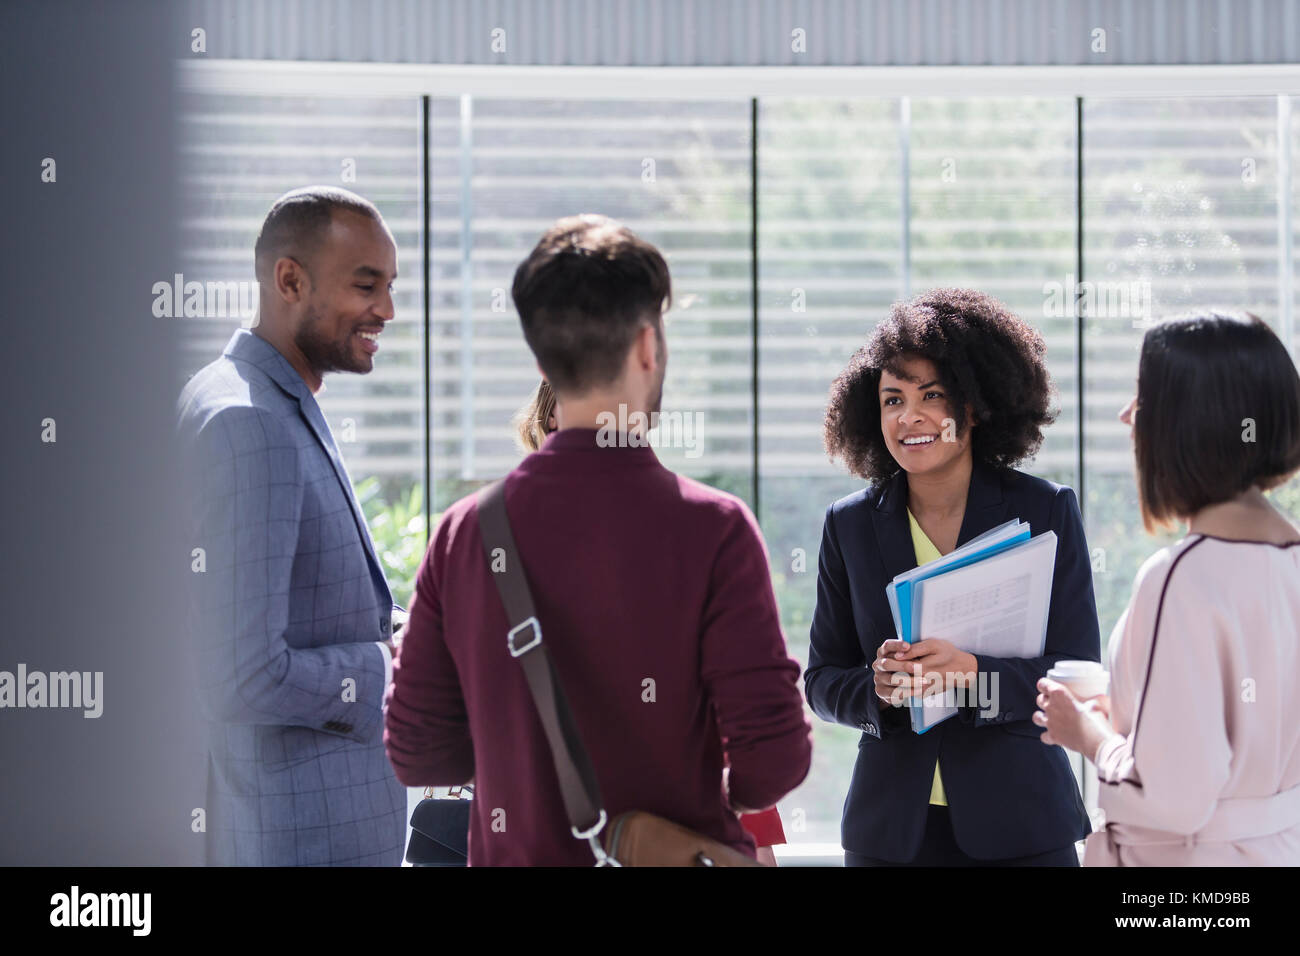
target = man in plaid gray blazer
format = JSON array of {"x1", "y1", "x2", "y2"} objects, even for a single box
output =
[{"x1": 177, "y1": 187, "x2": 406, "y2": 865}]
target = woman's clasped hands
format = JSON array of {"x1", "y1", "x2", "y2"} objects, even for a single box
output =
[{"x1": 873, "y1": 638, "x2": 978, "y2": 708}]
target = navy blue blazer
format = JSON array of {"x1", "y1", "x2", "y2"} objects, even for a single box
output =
[{"x1": 804, "y1": 459, "x2": 1100, "y2": 862}]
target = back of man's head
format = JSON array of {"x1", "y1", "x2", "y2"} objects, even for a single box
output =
[
  {"x1": 511, "y1": 215, "x2": 671, "y2": 395},
  {"x1": 254, "y1": 185, "x2": 382, "y2": 285}
]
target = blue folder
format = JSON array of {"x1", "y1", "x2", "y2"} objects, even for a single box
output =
[{"x1": 886, "y1": 521, "x2": 1031, "y2": 733}]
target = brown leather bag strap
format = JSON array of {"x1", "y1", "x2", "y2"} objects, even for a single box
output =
[{"x1": 475, "y1": 478, "x2": 613, "y2": 859}]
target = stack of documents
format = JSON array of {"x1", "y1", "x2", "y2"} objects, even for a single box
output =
[{"x1": 884, "y1": 519, "x2": 1057, "y2": 733}]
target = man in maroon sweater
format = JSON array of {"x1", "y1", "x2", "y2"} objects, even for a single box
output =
[{"x1": 385, "y1": 214, "x2": 812, "y2": 865}]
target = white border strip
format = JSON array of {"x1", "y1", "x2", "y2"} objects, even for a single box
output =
[{"x1": 178, "y1": 60, "x2": 1300, "y2": 99}]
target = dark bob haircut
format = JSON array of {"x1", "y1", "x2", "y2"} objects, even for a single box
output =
[
  {"x1": 824, "y1": 288, "x2": 1058, "y2": 482},
  {"x1": 1135, "y1": 311, "x2": 1300, "y2": 533},
  {"x1": 511, "y1": 214, "x2": 671, "y2": 396}
]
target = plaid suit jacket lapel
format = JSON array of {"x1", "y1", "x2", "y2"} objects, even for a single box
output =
[{"x1": 223, "y1": 330, "x2": 392, "y2": 607}]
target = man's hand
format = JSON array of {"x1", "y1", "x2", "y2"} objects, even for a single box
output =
[
  {"x1": 874, "y1": 638, "x2": 977, "y2": 705},
  {"x1": 722, "y1": 766, "x2": 758, "y2": 815}
]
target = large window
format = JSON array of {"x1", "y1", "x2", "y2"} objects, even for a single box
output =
[
  {"x1": 177, "y1": 92, "x2": 426, "y2": 603},
  {"x1": 759, "y1": 96, "x2": 1083, "y2": 844},
  {"x1": 177, "y1": 73, "x2": 1300, "y2": 853},
  {"x1": 1083, "y1": 96, "x2": 1293, "y2": 640},
  {"x1": 428, "y1": 97, "x2": 754, "y2": 506}
]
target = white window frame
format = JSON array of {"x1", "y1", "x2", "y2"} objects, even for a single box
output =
[{"x1": 179, "y1": 59, "x2": 1300, "y2": 865}]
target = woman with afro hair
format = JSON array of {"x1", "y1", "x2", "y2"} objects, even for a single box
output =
[{"x1": 804, "y1": 288, "x2": 1101, "y2": 866}]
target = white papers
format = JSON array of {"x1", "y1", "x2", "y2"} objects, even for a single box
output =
[
  {"x1": 885, "y1": 519, "x2": 1029, "y2": 654},
  {"x1": 914, "y1": 531, "x2": 1056, "y2": 657},
  {"x1": 884, "y1": 521, "x2": 1057, "y2": 733}
]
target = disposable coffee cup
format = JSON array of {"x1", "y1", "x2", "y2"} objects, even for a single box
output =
[{"x1": 1046, "y1": 660, "x2": 1109, "y2": 699}]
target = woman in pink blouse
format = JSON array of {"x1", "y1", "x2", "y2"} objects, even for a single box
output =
[{"x1": 1035, "y1": 312, "x2": 1300, "y2": 866}]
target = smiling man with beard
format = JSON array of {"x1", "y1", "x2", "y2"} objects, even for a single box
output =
[{"x1": 176, "y1": 186, "x2": 406, "y2": 866}]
